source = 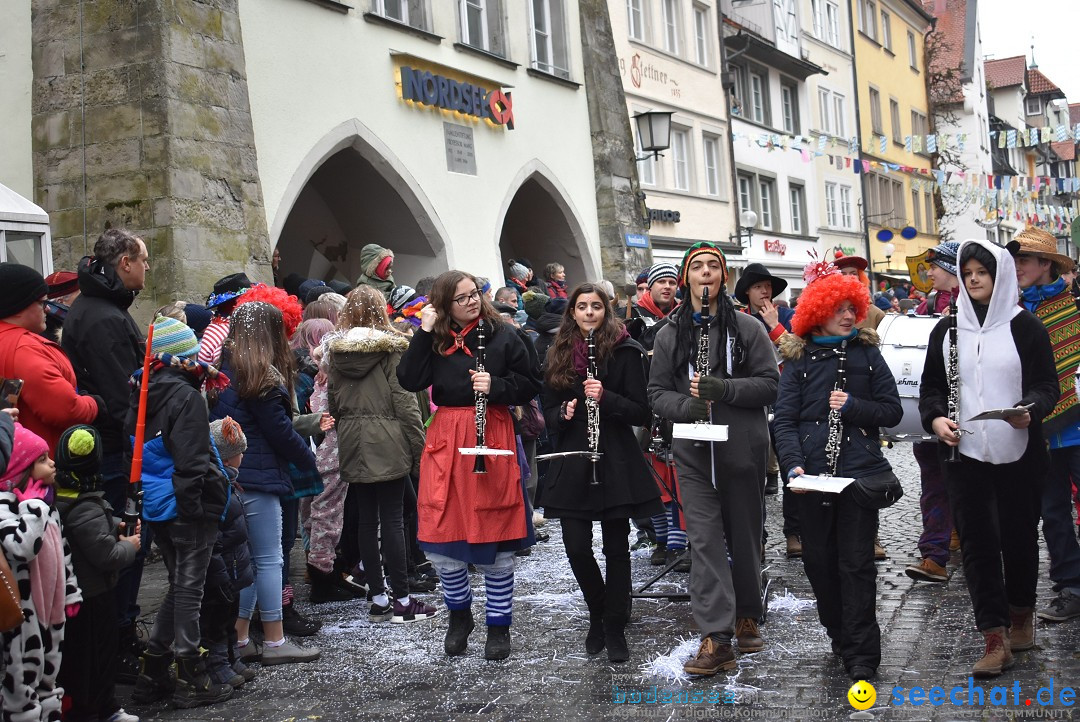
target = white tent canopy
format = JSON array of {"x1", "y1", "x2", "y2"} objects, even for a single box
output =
[{"x1": 0, "y1": 181, "x2": 53, "y2": 275}]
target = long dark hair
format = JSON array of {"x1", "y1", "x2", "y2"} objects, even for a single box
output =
[
  {"x1": 545, "y1": 283, "x2": 625, "y2": 390},
  {"x1": 226, "y1": 302, "x2": 296, "y2": 400},
  {"x1": 429, "y1": 270, "x2": 502, "y2": 355},
  {"x1": 670, "y1": 283, "x2": 742, "y2": 376}
]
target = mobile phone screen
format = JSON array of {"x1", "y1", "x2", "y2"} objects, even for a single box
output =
[{"x1": 0, "y1": 378, "x2": 24, "y2": 410}]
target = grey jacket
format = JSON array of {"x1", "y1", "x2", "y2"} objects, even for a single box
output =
[
  {"x1": 55, "y1": 490, "x2": 137, "y2": 599},
  {"x1": 647, "y1": 308, "x2": 779, "y2": 484}
]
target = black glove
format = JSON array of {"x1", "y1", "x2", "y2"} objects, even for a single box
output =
[
  {"x1": 697, "y1": 376, "x2": 728, "y2": 402},
  {"x1": 89, "y1": 394, "x2": 107, "y2": 424},
  {"x1": 688, "y1": 397, "x2": 710, "y2": 421}
]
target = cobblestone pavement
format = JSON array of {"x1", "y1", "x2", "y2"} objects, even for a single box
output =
[{"x1": 125, "y1": 445, "x2": 1080, "y2": 721}]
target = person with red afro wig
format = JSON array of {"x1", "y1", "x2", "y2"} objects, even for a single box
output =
[
  {"x1": 234, "y1": 284, "x2": 303, "y2": 339},
  {"x1": 790, "y1": 272, "x2": 870, "y2": 338},
  {"x1": 772, "y1": 257, "x2": 902, "y2": 684}
]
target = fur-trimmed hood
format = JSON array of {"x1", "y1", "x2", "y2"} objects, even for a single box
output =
[
  {"x1": 778, "y1": 327, "x2": 879, "y2": 361},
  {"x1": 328, "y1": 328, "x2": 410, "y2": 380}
]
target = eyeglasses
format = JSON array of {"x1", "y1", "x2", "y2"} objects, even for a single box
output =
[{"x1": 452, "y1": 290, "x2": 482, "y2": 306}]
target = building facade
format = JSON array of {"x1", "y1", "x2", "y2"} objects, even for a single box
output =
[
  {"x1": 0, "y1": 0, "x2": 611, "y2": 310},
  {"x1": 610, "y1": 0, "x2": 738, "y2": 277},
  {"x1": 853, "y1": 0, "x2": 938, "y2": 283},
  {"x1": 721, "y1": 0, "x2": 829, "y2": 299}
]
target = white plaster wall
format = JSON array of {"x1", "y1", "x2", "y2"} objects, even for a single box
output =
[
  {"x1": 239, "y1": 0, "x2": 600, "y2": 284},
  {"x1": 609, "y1": 0, "x2": 736, "y2": 250},
  {"x1": 0, "y1": 0, "x2": 34, "y2": 198}
]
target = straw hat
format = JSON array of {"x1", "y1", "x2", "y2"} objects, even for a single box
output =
[{"x1": 1009, "y1": 227, "x2": 1075, "y2": 274}]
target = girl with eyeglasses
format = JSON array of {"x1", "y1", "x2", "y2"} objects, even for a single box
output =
[{"x1": 396, "y1": 270, "x2": 541, "y2": 661}]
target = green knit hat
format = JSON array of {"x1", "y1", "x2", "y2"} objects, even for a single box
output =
[{"x1": 151, "y1": 315, "x2": 201, "y2": 358}]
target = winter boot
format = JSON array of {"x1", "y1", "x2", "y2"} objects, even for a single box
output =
[
  {"x1": 205, "y1": 644, "x2": 244, "y2": 688},
  {"x1": 116, "y1": 623, "x2": 146, "y2": 685},
  {"x1": 972, "y1": 627, "x2": 1014, "y2": 678},
  {"x1": 605, "y1": 623, "x2": 629, "y2": 664},
  {"x1": 281, "y1": 601, "x2": 321, "y2": 637},
  {"x1": 444, "y1": 608, "x2": 475, "y2": 656},
  {"x1": 308, "y1": 564, "x2": 354, "y2": 604},
  {"x1": 131, "y1": 650, "x2": 176, "y2": 704},
  {"x1": 484, "y1": 625, "x2": 511, "y2": 661},
  {"x1": 585, "y1": 609, "x2": 605, "y2": 655},
  {"x1": 174, "y1": 653, "x2": 234, "y2": 709},
  {"x1": 1009, "y1": 606, "x2": 1035, "y2": 652}
]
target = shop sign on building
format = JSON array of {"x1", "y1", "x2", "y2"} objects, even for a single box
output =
[
  {"x1": 764, "y1": 239, "x2": 787, "y2": 255},
  {"x1": 399, "y1": 64, "x2": 514, "y2": 129}
]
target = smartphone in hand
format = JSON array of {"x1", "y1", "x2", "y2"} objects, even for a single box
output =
[{"x1": 0, "y1": 379, "x2": 24, "y2": 410}]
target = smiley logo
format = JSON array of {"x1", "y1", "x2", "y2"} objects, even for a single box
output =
[{"x1": 848, "y1": 680, "x2": 876, "y2": 710}]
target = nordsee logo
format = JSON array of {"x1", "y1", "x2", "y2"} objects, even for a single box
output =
[
  {"x1": 399, "y1": 66, "x2": 515, "y2": 129},
  {"x1": 891, "y1": 678, "x2": 1076, "y2": 709}
]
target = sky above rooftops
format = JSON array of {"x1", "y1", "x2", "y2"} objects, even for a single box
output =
[{"x1": 981, "y1": 0, "x2": 1080, "y2": 103}]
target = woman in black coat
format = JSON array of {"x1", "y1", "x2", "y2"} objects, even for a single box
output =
[
  {"x1": 541, "y1": 282, "x2": 663, "y2": 663},
  {"x1": 772, "y1": 264, "x2": 902, "y2": 683}
]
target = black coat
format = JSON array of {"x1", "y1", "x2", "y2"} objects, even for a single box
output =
[
  {"x1": 126, "y1": 367, "x2": 228, "y2": 523},
  {"x1": 773, "y1": 329, "x2": 903, "y2": 480},
  {"x1": 63, "y1": 257, "x2": 144, "y2": 453},
  {"x1": 205, "y1": 474, "x2": 253, "y2": 594},
  {"x1": 55, "y1": 491, "x2": 137, "y2": 599},
  {"x1": 539, "y1": 339, "x2": 663, "y2": 520}
]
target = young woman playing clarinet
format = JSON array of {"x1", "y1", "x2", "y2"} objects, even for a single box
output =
[
  {"x1": 920, "y1": 239, "x2": 1058, "y2": 678},
  {"x1": 396, "y1": 270, "x2": 541, "y2": 661},
  {"x1": 540, "y1": 283, "x2": 662, "y2": 663},
  {"x1": 772, "y1": 257, "x2": 902, "y2": 683}
]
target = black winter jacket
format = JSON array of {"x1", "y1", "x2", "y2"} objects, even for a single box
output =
[
  {"x1": 55, "y1": 490, "x2": 137, "y2": 598},
  {"x1": 63, "y1": 256, "x2": 144, "y2": 453},
  {"x1": 540, "y1": 339, "x2": 663, "y2": 520},
  {"x1": 205, "y1": 470, "x2": 253, "y2": 594},
  {"x1": 126, "y1": 367, "x2": 228, "y2": 523},
  {"x1": 773, "y1": 329, "x2": 903, "y2": 480}
]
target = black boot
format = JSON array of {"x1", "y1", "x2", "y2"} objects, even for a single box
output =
[
  {"x1": 604, "y1": 547, "x2": 632, "y2": 664},
  {"x1": 282, "y1": 601, "x2": 321, "y2": 637},
  {"x1": 116, "y1": 622, "x2": 145, "y2": 685},
  {"x1": 484, "y1": 625, "x2": 511, "y2": 661},
  {"x1": 174, "y1": 653, "x2": 234, "y2": 709},
  {"x1": 444, "y1": 608, "x2": 475, "y2": 656},
  {"x1": 586, "y1": 609, "x2": 605, "y2": 655},
  {"x1": 308, "y1": 565, "x2": 355, "y2": 604},
  {"x1": 606, "y1": 625, "x2": 629, "y2": 663},
  {"x1": 132, "y1": 650, "x2": 176, "y2": 704}
]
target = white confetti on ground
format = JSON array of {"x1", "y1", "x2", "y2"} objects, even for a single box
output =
[
  {"x1": 767, "y1": 590, "x2": 816, "y2": 614},
  {"x1": 638, "y1": 636, "x2": 700, "y2": 683}
]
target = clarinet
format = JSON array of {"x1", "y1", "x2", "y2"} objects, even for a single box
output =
[
  {"x1": 693, "y1": 286, "x2": 711, "y2": 447},
  {"x1": 585, "y1": 329, "x2": 601, "y2": 486},
  {"x1": 946, "y1": 293, "x2": 962, "y2": 463},
  {"x1": 824, "y1": 340, "x2": 848, "y2": 478},
  {"x1": 473, "y1": 319, "x2": 489, "y2": 474}
]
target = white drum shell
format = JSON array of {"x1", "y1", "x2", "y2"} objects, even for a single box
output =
[{"x1": 876, "y1": 314, "x2": 940, "y2": 442}]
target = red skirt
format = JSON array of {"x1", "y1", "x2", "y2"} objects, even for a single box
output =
[
  {"x1": 649, "y1": 452, "x2": 681, "y2": 505},
  {"x1": 417, "y1": 405, "x2": 527, "y2": 545}
]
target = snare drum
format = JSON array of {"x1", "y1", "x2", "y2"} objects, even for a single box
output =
[{"x1": 877, "y1": 314, "x2": 940, "y2": 442}]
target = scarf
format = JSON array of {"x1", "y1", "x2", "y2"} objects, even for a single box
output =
[
  {"x1": 810, "y1": 329, "x2": 859, "y2": 346},
  {"x1": 130, "y1": 353, "x2": 231, "y2": 393},
  {"x1": 441, "y1": 319, "x2": 480, "y2": 357},
  {"x1": 30, "y1": 519, "x2": 66, "y2": 626},
  {"x1": 1022, "y1": 280, "x2": 1080, "y2": 434},
  {"x1": 637, "y1": 292, "x2": 676, "y2": 320},
  {"x1": 571, "y1": 328, "x2": 630, "y2": 377}
]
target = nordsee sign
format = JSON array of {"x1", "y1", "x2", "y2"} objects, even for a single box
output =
[{"x1": 400, "y1": 66, "x2": 515, "y2": 130}]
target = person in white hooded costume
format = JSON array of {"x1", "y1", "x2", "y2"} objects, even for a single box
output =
[{"x1": 919, "y1": 238, "x2": 1059, "y2": 679}]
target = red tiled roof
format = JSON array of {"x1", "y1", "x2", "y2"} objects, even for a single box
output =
[
  {"x1": 1070, "y1": 103, "x2": 1080, "y2": 126},
  {"x1": 1051, "y1": 141, "x2": 1075, "y2": 162},
  {"x1": 985, "y1": 55, "x2": 1026, "y2": 89},
  {"x1": 1027, "y1": 67, "x2": 1063, "y2": 96}
]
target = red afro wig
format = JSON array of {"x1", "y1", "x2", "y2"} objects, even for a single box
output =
[
  {"x1": 791, "y1": 274, "x2": 869, "y2": 337},
  {"x1": 234, "y1": 284, "x2": 303, "y2": 338}
]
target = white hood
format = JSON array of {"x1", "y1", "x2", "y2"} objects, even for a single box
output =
[{"x1": 949, "y1": 239, "x2": 1025, "y2": 464}]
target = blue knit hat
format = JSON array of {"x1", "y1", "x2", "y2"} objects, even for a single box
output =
[
  {"x1": 151, "y1": 315, "x2": 200, "y2": 358},
  {"x1": 926, "y1": 241, "x2": 959, "y2": 276}
]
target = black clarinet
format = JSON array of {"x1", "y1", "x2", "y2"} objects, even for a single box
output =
[
  {"x1": 693, "y1": 286, "x2": 711, "y2": 448},
  {"x1": 822, "y1": 340, "x2": 848, "y2": 508},
  {"x1": 585, "y1": 329, "x2": 601, "y2": 486},
  {"x1": 946, "y1": 293, "x2": 962, "y2": 463},
  {"x1": 473, "y1": 319, "x2": 489, "y2": 474}
]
